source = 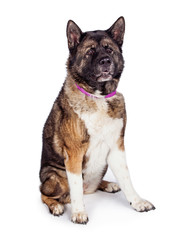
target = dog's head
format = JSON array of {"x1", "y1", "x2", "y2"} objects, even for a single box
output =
[{"x1": 66, "y1": 17, "x2": 125, "y2": 95}]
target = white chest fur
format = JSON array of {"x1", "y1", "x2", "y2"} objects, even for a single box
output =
[{"x1": 74, "y1": 98, "x2": 123, "y2": 193}]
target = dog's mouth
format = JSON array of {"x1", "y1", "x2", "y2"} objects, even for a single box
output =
[{"x1": 96, "y1": 72, "x2": 113, "y2": 82}]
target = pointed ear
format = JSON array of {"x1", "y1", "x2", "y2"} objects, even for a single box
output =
[
  {"x1": 66, "y1": 20, "x2": 82, "y2": 52},
  {"x1": 106, "y1": 17, "x2": 125, "y2": 47}
]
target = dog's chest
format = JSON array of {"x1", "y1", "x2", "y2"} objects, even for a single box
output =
[
  {"x1": 74, "y1": 99, "x2": 123, "y2": 193},
  {"x1": 81, "y1": 100, "x2": 123, "y2": 147}
]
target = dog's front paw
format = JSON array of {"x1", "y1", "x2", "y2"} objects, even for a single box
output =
[
  {"x1": 71, "y1": 212, "x2": 89, "y2": 224},
  {"x1": 130, "y1": 199, "x2": 155, "y2": 212}
]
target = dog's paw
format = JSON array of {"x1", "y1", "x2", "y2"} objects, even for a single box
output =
[
  {"x1": 49, "y1": 203, "x2": 64, "y2": 216},
  {"x1": 71, "y1": 212, "x2": 89, "y2": 224},
  {"x1": 130, "y1": 199, "x2": 155, "y2": 212},
  {"x1": 99, "y1": 181, "x2": 121, "y2": 193},
  {"x1": 104, "y1": 182, "x2": 121, "y2": 193}
]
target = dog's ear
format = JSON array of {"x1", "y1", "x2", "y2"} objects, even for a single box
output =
[
  {"x1": 106, "y1": 17, "x2": 125, "y2": 47},
  {"x1": 67, "y1": 20, "x2": 82, "y2": 52}
]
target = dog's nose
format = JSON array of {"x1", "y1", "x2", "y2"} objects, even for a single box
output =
[{"x1": 99, "y1": 57, "x2": 111, "y2": 67}]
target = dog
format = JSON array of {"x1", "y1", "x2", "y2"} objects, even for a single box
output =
[{"x1": 39, "y1": 16, "x2": 155, "y2": 224}]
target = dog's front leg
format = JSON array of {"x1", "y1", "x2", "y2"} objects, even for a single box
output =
[
  {"x1": 107, "y1": 147, "x2": 155, "y2": 212},
  {"x1": 65, "y1": 152, "x2": 88, "y2": 224},
  {"x1": 66, "y1": 171, "x2": 88, "y2": 224}
]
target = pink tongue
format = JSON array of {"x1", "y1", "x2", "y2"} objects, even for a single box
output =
[{"x1": 102, "y1": 72, "x2": 109, "y2": 77}]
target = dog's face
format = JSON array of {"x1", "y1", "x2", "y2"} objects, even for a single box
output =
[{"x1": 67, "y1": 17, "x2": 125, "y2": 95}]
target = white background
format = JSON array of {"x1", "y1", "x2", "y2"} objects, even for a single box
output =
[{"x1": 0, "y1": 0, "x2": 185, "y2": 239}]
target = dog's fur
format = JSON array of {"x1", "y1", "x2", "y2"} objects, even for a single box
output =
[{"x1": 39, "y1": 17, "x2": 155, "y2": 224}]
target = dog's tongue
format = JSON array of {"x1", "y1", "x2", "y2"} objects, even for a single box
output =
[
  {"x1": 97, "y1": 72, "x2": 112, "y2": 82},
  {"x1": 102, "y1": 72, "x2": 109, "y2": 77}
]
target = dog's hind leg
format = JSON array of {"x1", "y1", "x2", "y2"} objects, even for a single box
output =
[
  {"x1": 41, "y1": 194, "x2": 64, "y2": 216},
  {"x1": 98, "y1": 180, "x2": 121, "y2": 193},
  {"x1": 40, "y1": 173, "x2": 70, "y2": 216}
]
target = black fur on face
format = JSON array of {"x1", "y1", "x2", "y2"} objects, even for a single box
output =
[{"x1": 67, "y1": 17, "x2": 125, "y2": 95}]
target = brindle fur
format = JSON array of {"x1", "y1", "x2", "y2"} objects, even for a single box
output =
[{"x1": 40, "y1": 17, "x2": 126, "y2": 216}]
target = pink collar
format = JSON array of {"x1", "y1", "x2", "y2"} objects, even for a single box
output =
[{"x1": 75, "y1": 83, "x2": 116, "y2": 99}]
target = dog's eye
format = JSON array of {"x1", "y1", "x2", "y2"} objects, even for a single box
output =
[{"x1": 87, "y1": 48, "x2": 95, "y2": 55}]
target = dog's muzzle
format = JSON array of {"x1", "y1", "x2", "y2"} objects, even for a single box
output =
[{"x1": 96, "y1": 56, "x2": 114, "y2": 82}]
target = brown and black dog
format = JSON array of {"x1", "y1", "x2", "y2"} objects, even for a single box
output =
[{"x1": 39, "y1": 17, "x2": 155, "y2": 224}]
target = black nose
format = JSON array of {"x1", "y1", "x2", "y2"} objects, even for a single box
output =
[{"x1": 99, "y1": 57, "x2": 111, "y2": 67}]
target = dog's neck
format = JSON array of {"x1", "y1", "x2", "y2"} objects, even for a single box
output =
[{"x1": 75, "y1": 83, "x2": 116, "y2": 99}]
